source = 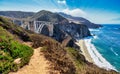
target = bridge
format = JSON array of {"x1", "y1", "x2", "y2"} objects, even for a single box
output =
[
  {"x1": 28, "y1": 21, "x2": 54, "y2": 36},
  {"x1": 1, "y1": 16, "x2": 54, "y2": 36}
]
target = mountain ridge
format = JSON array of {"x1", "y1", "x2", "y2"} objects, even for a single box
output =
[
  {"x1": 0, "y1": 11, "x2": 35, "y2": 19},
  {"x1": 58, "y1": 12, "x2": 102, "y2": 28},
  {"x1": 0, "y1": 10, "x2": 102, "y2": 29},
  {"x1": 30, "y1": 10, "x2": 68, "y2": 23},
  {"x1": 29, "y1": 10, "x2": 91, "y2": 42}
]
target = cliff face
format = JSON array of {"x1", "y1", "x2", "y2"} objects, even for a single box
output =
[
  {"x1": 54, "y1": 22, "x2": 91, "y2": 41},
  {"x1": 0, "y1": 10, "x2": 92, "y2": 41},
  {"x1": 0, "y1": 10, "x2": 91, "y2": 47},
  {"x1": 30, "y1": 10, "x2": 91, "y2": 42}
]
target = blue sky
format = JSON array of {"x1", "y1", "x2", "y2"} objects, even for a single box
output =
[{"x1": 0, "y1": 0, "x2": 120, "y2": 24}]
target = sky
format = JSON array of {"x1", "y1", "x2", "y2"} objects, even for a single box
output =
[{"x1": 0, "y1": 0, "x2": 120, "y2": 24}]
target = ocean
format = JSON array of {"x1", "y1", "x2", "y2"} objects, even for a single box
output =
[{"x1": 88, "y1": 25, "x2": 120, "y2": 72}]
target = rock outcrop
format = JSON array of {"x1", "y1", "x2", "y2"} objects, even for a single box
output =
[
  {"x1": 30, "y1": 10, "x2": 91, "y2": 42},
  {"x1": 55, "y1": 22, "x2": 91, "y2": 40}
]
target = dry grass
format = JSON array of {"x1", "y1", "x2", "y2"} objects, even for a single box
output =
[
  {"x1": 30, "y1": 34, "x2": 76, "y2": 74},
  {"x1": 0, "y1": 16, "x2": 119, "y2": 74},
  {"x1": 65, "y1": 47, "x2": 119, "y2": 74}
]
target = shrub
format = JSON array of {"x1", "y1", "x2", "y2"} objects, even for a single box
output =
[
  {"x1": 65, "y1": 47, "x2": 118, "y2": 74},
  {"x1": 29, "y1": 33, "x2": 76, "y2": 74},
  {"x1": 0, "y1": 27, "x2": 33, "y2": 74},
  {"x1": 0, "y1": 16, "x2": 31, "y2": 41}
]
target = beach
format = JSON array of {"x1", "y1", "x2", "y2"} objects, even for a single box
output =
[
  {"x1": 76, "y1": 38, "x2": 116, "y2": 71},
  {"x1": 76, "y1": 39, "x2": 93, "y2": 63}
]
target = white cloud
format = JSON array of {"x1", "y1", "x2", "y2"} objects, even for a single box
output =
[
  {"x1": 61, "y1": 8, "x2": 120, "y2": 24},
  {"x1": 57, "y1": 0, "x2": 66, "y2": 5},
  {"x1": 85, "y1": 9, "x2": 120, "y2": 24},
  {"x1": 62, "y1": 8, "x2": 87, "y2": 18}
]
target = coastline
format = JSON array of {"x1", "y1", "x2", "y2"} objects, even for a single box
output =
[
  {"x1": 76, "y1": 38, "x2": 117, "y2": 71},
  {"x1": 76, "y1": 39, "x2": 93, "y2": 63}
]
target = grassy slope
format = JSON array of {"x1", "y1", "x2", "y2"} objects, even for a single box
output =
[
  {"x1": 0, "y1": 26, "x2": 33, "y2": 74},
  {"x1": 0, "y1": 16, "x2": 119, "y2": 74},
  {"x1": 30, "y1": 34, "x2": 76, "y2": 74},
  {"x1": 0, "y1": 16, "x2": 76, "y2": 74},
  {"x1": 0, "y1": 16, "x2": 34, "y2": 74},
  {"x1": 65, "y1": 47, "x2": 118, "y2": 74}
]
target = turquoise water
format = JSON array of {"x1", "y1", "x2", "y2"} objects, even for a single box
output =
[{"x1": 90, "y1": 25, "x2": 120, "y2": 71}]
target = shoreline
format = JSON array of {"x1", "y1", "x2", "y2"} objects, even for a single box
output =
[
  {"x1": 76, "y1": 39, "x2": 94, "y2": 63},
  {"x1": 76, "y1": 38, "x2": 117, "y2": 71}
]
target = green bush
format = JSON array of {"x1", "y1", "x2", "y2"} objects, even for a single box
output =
[
  {"x1": 65, "y1": 47, "x2": 85, "y2": 68},
  {"x1": 0, "y1": 27, "x2": 33, "y2": 74},
  {"x1": 0, "y1": 16, "x2": 31, "y2": 41}
]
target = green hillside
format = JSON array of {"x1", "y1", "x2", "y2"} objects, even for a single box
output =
[
  {"x1": 0, "y1": 17, "x2": 33, "y2": 74},
  {"x1": 0, "y1": 16, "x2": 118, "y2": 74}
]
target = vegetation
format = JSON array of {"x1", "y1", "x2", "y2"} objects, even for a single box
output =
[
  {"x1": 0, "y1": 16, "x2": 76, "y2": 74},
  {"x1": 0, "y1": 11, "x2": 34, "y2": 19},
  {"x1": 65, "y1": 47, "x2": 118, "y2": 74},
  {"x1": 0, "y1": 18, "x2": 33, "y2": 74},
  {"x1": 0, "y1": 16, "x2": 118, "y2": 74},
  {"x1": 0, "y1": 16, "x2": 31, "y2": 41},
  {"x1": 30, "y1": 34, "x2": 76, "y2": 74},
  {"x1": 30, "y1": 33, "x2": 118, "y2": 74},
  {"x1": 65, "y1": 47, "x2": 87, "y2": 66},
  {"x1": 31, "y1": 10, "x2": 68, "y2": 23}
]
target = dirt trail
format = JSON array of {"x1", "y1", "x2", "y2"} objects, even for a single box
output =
[{"x1": 9, "y1": 42, "x2": 50, "y2": 74}]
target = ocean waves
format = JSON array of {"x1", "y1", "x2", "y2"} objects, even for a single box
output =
[
  {"x1": 84, "y1": 37, "x2": 117, "y2": 71},
  {"x1": 88, "y1": 25, "x2": 120, "y2": 71},
  {"x1": 110, "y1": 47, "x2": 119, "y2": 56}
]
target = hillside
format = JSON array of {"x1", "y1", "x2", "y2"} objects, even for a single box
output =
[
  {"x1": 0, "y1": 11, "x2": 102, "y2": 29},
  {"x1": 31, "y1": 10, "x2": 68, "y2": 23},
  {"x1": 0, "y1": 16, "x2": 76, "y2": 74},
  {"x1": 0, "y1": 16, "x2": 118, "y2": 74},
  {"x1": 0, "y1": 16, "x2": 33, "y2": 74},
  {"x1": 0, "y1": 11, "x2": 34, "y2": 18},
  {"x1": 58, "y1": 12, "x2": 102, "y2": 28},
  {"x1": 29, "y1": 10, "x2": 91, "y2": 42}
]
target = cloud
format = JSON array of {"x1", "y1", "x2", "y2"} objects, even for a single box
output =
[
  {"x1": 61, "y1": 8, "x2": 120, "y2": 24},
  {"x1": 111, "y1": 18, "x2": 120, "y2": 21},
  {"x1": 62, "y1": 8, "x2": 87, "y2": 17},
  {"x1": 57, "y1": 0, "x2": 66, "y2": 5},
  {"x1": 85, "y1": 9, "x2": 120, "y2": 24}
]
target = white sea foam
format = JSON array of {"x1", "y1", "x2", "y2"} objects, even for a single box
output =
[
  {"x1": 93, "y1": 35, "x2": 98, "y2": 39},
  {"x1": 83, "y1": 37, "x2": 117, "y2": 71},
  {"x1": 89, "y1": 29, "x2": 100, "y2": 31},
  {"x1": 110, "y1": 47, "x2": 119, "y2": 56}
]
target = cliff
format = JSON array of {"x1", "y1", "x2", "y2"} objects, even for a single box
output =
[
  {"x1": 30, "y1": 10, "x2": 91, "y2": 42},
  {"x1": 0, "y1": 16, "x2": 118, "y2": 74}
]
